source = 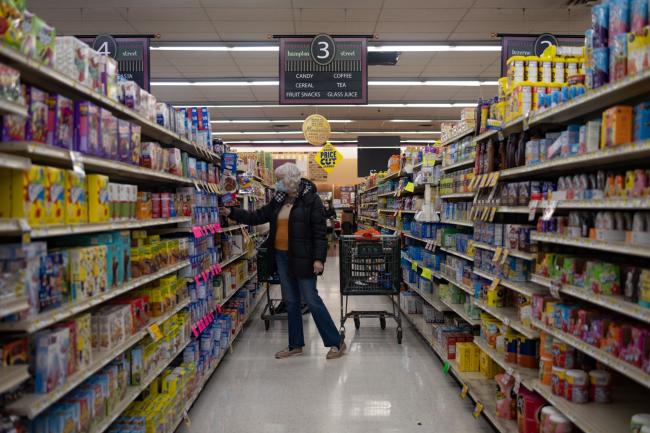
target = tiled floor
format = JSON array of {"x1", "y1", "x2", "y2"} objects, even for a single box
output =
[{"x1": 179, "y1": 245, "x2": 495, "y2": 433}]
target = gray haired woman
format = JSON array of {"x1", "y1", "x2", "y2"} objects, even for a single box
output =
[{"x1": 221, "y1": 163, "x2": 345, "y2": 359}]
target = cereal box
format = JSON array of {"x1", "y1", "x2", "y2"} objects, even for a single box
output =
[
  {"x1": 10, "y1": 165, "x2": 47, "y2": 226},
  {"x1": 99, "y1": 108, "x2": 117, "y2": 160},
  {"x1": 40, "y1": 250, "x2": 68, "y2": 312},
  {"x1": 47, "y1": 94, "x2": 74, "y2": 149},
  {"x1": 74, "y1": 313, "x2": 92, "y2": 369},
  {"x1": 45, "y1": 166, "x2": 65, "y2": 225},
  {"x1": 74, "y1": 101, "x2": 100, "y2": 155},
  {"x1": 64, "y1": 170, "x2": 88, "y2": 224},
  {"x1": 34, "y1": 327, "x2": 70, "y2": 393},
  {"x1": 25, "y1": 85, "x2": 48, "y2": 143},
  {"x1": 87, "y1": 174, "x2": 109, "y2": 222}
]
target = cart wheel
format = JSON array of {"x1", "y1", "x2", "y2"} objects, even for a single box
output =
[
  {"x1": 397, "y1": 329, "x2": 403, "y2": 344},
  {"x1": 380, "y1": 316, "x2": 386, "y2": 330},
  {"x1": 340, "y1": 330, "x2": 346, "y2": 340},
  {"x1": 354, "y1": 315, "x2": 361, "y2": 329},
  {"x1": 264, "y1": 320, "x2": 270, "y2": 331}
]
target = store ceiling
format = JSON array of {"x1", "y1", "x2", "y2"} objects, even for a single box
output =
[{"x1": 29, "y1": 0, "x2": 591, "y2": 145}]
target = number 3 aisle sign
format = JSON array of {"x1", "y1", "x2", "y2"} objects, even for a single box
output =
[{"x1": 315, "y1": 143, "x2": 343, "y2": 174}]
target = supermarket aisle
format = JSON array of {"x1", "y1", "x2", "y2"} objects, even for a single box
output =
[{"x1": 180, "y1": 246, "x2": 495, "y2": 433}]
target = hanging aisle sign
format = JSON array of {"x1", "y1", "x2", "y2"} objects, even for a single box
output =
[
  {"x1": 302, "y1": 114, "x2": 331, "y2": 145},
  {"x1": 279, "y1": 35, "x2": 368, "y2": 105},
  {"x1": 314, "y1": 143, "x2": 343, "y2": 173}
]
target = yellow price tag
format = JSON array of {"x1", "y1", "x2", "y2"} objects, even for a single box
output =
[
  {"x1": 460, "y1": 384, "x2": 469, "y2": 399},
  {"x1": 473, "y1": 402, "x2": 484, "y2": 418},
  {"x1": 482, "y1": 207, "x2": 490, "y2": 221},
  {"x1": 489, "y1": 207, "x2": 497, "y2": 222},
  {"x1": 147, "y1": 324, "x2": 164, "y2": 342},
  {"x1": 492, "y1": 247, "x2": 503, "y2": 263},
  {"x1": 489, "y1": 171, "x2": 500, "y2": 187},
  {"x1": 479, "y1": 174, "x2": 489, "y2": 188},
  {"x1": 489, "y1": 278, "x2": 501, "y2": 292},
  {"x1": 421, "y1": 268, "x2": 432, "y2": 280},
  {"x1": 500, "y1": 249, "x2": 510, "y2": 265},
  {"x1": 411, "y1": 261, "x2": 418, "y2": 271},
  {"x1": 404, "y1": 182, "x2": 415, "y2": 192}
]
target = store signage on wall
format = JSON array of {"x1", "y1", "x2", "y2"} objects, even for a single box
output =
[
  {"x1": 499, "y1": 33, "x2": 584, "y2": 76},
  {"x1": 80, "y1": 34, "x2": 151, "y2": 91},
  {"x1": 314, "y1": 143, "x2": 343, "y2": 173},
  {"x1": 302, "y1": 114, "x2": 331, "y2": 145},
  {"x1": 279, "y1": 35, "x2": 368, "y2": 105}
]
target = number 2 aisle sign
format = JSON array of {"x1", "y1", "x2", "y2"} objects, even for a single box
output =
[
  {"x1": 315, "y1": 143, "x2": 343, "y2": 173},
  {"x1": 279, "y1": 35, "x2": 368, "y2": 105}
]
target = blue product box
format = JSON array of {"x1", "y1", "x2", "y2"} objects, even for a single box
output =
[
  {"x1": 34, "y1": 327, "x2": 70, "y2": 393},
  {"x1": 634, "y1": 102, "x2": 650, "y2": 140},
  {"x1": 40, "y1": 250, "x2": 68, "y2": 311}
]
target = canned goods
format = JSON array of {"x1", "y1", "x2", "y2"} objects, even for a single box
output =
[
  {"x1": 565, "y1": 369, "x2": 589, "y2": 403},
  {"x1": 589, "y1": 369, "x2": 612, "y2": 403}
]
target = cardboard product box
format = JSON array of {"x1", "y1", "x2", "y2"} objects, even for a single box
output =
[
  {"x1": 45, "y1": 166, "x2": 65, "y2": 225},
  {"x1": 87, "y1": 174, "x2": 110, "y2": 222},
  {"x1": 34, "y1": 327, "x2": 70, "y2": 393},
  {"x1": 74, "y1": 313, "x2": 92, "y2": 369},
  {"x1": 47, "y1": 94, "x2": 74, "y2": 149},
  {"x1": 10, "y1": 165, "x2": 48, "y2": 226},
  {"x1": 68, "y1": 245, "x2": 107, "y2": 301},
  {"x1": 64, "y1": 170, "x2": 88, "y2": 224},
  {"x1": 601, "y1": 105, "x2": 633, "y2": 148},
  {"x1": 39, "y1": 250, "x2": 68, "y2": 312}
]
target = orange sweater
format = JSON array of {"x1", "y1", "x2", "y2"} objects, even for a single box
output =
[{"x1": 274, "y1": 204, "x2": 292, "y2": 251}]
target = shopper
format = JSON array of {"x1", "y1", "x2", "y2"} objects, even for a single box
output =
[
  {"x1": 220, "y1": 163, "x2": 346, "y2": 360},
  {"x1": 323, "y1": 199, "x2": 337, "y2": 243}
]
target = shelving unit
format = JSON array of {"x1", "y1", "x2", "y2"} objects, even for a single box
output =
[
  {"x1": 530, "y1": 274, "x2": 650, "y2": 324},
  {"x1": 441, "y1": 127, "x2": 475, "y2": 146},
  {"x1": 472, "y1": 269, "x2": 546, "y2": 298},
  {"x1": 405, "y1": 281, "x2": 449, "y2": 312},
  {"x1": 533, "y1": 198, "x2": 650, "y2": 210},
  {"x1": 440, "y1": 192, "x2": 475, "y2": 200},
  {"x1": 530, "y1": 231, "x2": 650, "y2": 259},
  {"x1": 472, "y1": 337, "x2": 538, "y2": 389},
  {"x1": 472, "y1": 241, "x2": 536, "y2": 261},
  {"x1": 29, "y1": 217, "x2": 191, "y2": 239},
  {"x1": 0, "y1": 365, "x2": 30, "y2": 394},
  {"x1": 0, "y1": 99, "x2": 28, "y2": 117},
  {"x1": 473, "y1": 299, "x2": 539, "y2": 339},
  {"x1": 440, "y1": 218, "x2": 474, "y2": 227},
  {"x1": 532, "y1": 319, "x2": 649, "y2": 388},
  {"x1": 440, "y1": 246, "x2": 474, "y2": 262},
  {"x1": 441, "y1": 158, "x2": 474, "y2": 172},
  {"x1": 0, "y1": 295, "x2": 30, "y2": 319}
]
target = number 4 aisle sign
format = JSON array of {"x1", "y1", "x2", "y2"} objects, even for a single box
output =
[{"x1": 314, "y1": 142, "x2": 343, "y2": 174}]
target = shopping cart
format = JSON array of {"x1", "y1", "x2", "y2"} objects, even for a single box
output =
[
  {"x1": 339, "y1": 234, "x2": 403, "y2": 343},
  {"x1": 258, "y1": 247, "x2": 309, "y2": 330}
]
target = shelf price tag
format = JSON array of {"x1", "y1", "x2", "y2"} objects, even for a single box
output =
[
  {"x1": 460, "y1": 384, "x2": 469, "y2": 399},
  {"x1": 488, "y1": 207, "x2": 497, "y2": 222},
  {"x1": 191, "y1": 325, "x2": 199, "y2": 338},
  {"x1": 492, "y1": 247, "x2": 503, "y2": 263},
  {"x1": 473, "y1": 402, "x2": 484, "y2": 418},
  {"x1": 550, "y1": 281, "x2": 562, "y2": 299},
  {"x1": 405, "y1": 182, "x2": 415, "y2": 193},
  {"x1": 411, "y1": 261, "x2": 418, "y2": 271},
  {"x1": 528, "y1": 200, "x2": 538, "y2": 221},
  {"x1": 147, "y1": 324, "x2": 164, "y2": 342},
  {"x1": 194, "y1": 275, "x2": 201, "y2": 286},
  {"x1": 421, "y1": 268, "x2": 432, "y2": 280},
  {"x1": 443, "y1": 361, "x2": 450, "y2": 375},
  {"x1": 489, "y1": 171, "x2": 500, "y2": 187}
]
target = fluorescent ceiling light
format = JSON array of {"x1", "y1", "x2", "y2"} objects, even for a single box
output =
[
  {"x1": 368, "y1": 45, "x2": 501, "y2": 52},
  {"x1": 154, "y1": 80, "x2": 495, "y2": 87},
  {"x1": 177, "y1": 102, "x2": 477, "y2": 109},
  {"x1": 211, "y1": 119, "x2": 353, "y2": 124},
  {"x1": 151, "y1": 46, "x2": 279, "y2": 52},
  {"x1": 214, "y1": 131, "x2": 440, "y2": 135},
  {"x1": 369, "y1": 80, "x2": 497, "y2": 86},
  {"x1": 152, "y1": 44, "x2": 499, "y2": 53},
  {"x1": 151, "y1": 80, "x2": 278, "y2": 86}
]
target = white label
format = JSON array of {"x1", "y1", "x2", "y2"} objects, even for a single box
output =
[
  {"x1": 550, "y1": 281, "x2": 562, "y2": 299},
  {"x1": 542, "y1": 200, "x2": 557, "y2": 221}
]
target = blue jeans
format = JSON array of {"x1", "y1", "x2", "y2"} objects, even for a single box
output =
[{"x1": 275, "y1": 251, "x2": 341, "y2": 348}]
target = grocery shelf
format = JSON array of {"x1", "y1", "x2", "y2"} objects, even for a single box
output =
[
  {"x1": 399, "y1": 307, "x2": 518, "y2": 433},
  {"x1": 441, "y1": 158, "x2": 475, "y2": 172},
  {"x1": 445, "y1": 276, "x2": 475, "y2": 295},
  {"x1": 359, "y1": 185, "x2": 378, "y2": 194},
  {"x1": 220, "y1": 272, "x2": 258, "y2": 306},
  {"x1": 440, "y1": 218, "x2": 474, "y2": 227},
  {"x1": 220, "y1": 224, "x2": 247, "y2": 233},
  {"x1": 530, "y1": 67, "x2": 650, "y2": 127},
  {"x1": 359, "y1": 216, "x2": 378, "y2": 223},
  {"x1": 534, "y1": 198, "x2": 650, "y2": 210},
  {"x1": 472, "y1": 337, "x2": 537, "y2": 389},
  {"x1": 377, "y1": 191, "x2": 396, "y2": 198},
  {"x1": 251, "y1": 175, "x2": 274, "y2": 190},
  {"x1": 8, "y1": 297, "x2": 191, "y2": 419},
  {"x1": 0, "y1": 151, "x2": 31, "y2": 170},
  {"x1": 1, "y1": 142, "x2": 199, "y2": 186},
  {"x1": 472, "y1": 241, "x2": 536, "y2": 261},
  {"x1": 472, "y1": 269, "x2": 546, "y2": 298},
  {"x1": 532, "y1": 318, "x2": 650, "y2": 388},
  {"x1": 0, "y1": 45, "x2": 219, "y2": 163},
  {"x1": 0, "y1": 260, "x2": 190, "y2": 333},
  {"x1": 0, "y1": 365, "x2": 30, "y2": 394},
  {"x1": 439, "y1": 297, "x2": 480, "y2": 326},
  {"x1": 378, "y1": 223, "x2": 400, "y2": 232},
  {"x1": 530, "y1": 231, "x2": 650, "y2": 259},
  {"x1": 532, "y1": 380, "x2": 650, "y2": 433},
  {"x1": 169, "y1": 286, "x2": 268, "y2": 432},
  {"x1": 30, "y1": 217, "x2": 191, "y2": 239},
  {"x1": 474, "y1": 117, "x2": 524, "y2": 144},
  {"x1": 0, "y1": 295, "x2": 30, "y2": 319},
  {"x1": 440, "y1": 246, "x2": 474, "y2": 261},
  {"x1": 441, "y1": 127, "x2": 475, "y2": 146},
  {"x1": 220, "y1": 250, "x2": 249, "y2": 268},
  {"x1": 0, "y1": 99, "x2": 28, "y2": 117},
  {"x1": 403, "y1": 232, "x2": 436, "y2": 244},
  {"x1": 500, "y1": 140, "x2": 650, "y2": 180},
  {"x1": 530, "y1": 274, "x2": 650, "y2": 324},
  {"x1": 404, "y1": 281, "x2": 450, "y2": 312},
  {"x1": 91, "y1": 337, "x2": 191, "y2": 433},
  {"x1": 473, "y1": 299, "x2": 539, "y2": 339},
  {"x1": 494, "y1": 206, "x2": 529, "y2": 214}
]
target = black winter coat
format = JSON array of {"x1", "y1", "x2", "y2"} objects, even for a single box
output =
[{"x1": 229, "y1": 179, "x2": 328, "y2": 278}]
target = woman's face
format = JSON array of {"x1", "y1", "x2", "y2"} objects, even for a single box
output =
[{"x1": 277, "y1": 174, "x2": 299, "y2": 195}]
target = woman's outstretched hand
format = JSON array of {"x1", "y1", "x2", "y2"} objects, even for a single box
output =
[
  {"x1": 220, "y1": 207, "x2": 231, "y2": 217},
  {"x1": 313, "y1": 260, "x2": 324, "y2": 275}
]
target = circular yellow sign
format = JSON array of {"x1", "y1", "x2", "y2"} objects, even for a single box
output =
[{"x1": 302, "y1": 114, "x2": 331, "y2": 146}]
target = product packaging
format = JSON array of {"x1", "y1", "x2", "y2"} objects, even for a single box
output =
[
  {"x1": 87, "y1": 174, "x2": 110, "y2": 222},
  {"x1": 45, "y1": 166, "x2": 65, "y2": 225},
  {"x1": 602, "y1": 105, "x2": 633, "y2": 147},
  {"x1": 64, "y1": 170, "x2": 88, "y2": 224},
  {"x1": 25, "y1": 85, "x2": 49, "y2": 143}
]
